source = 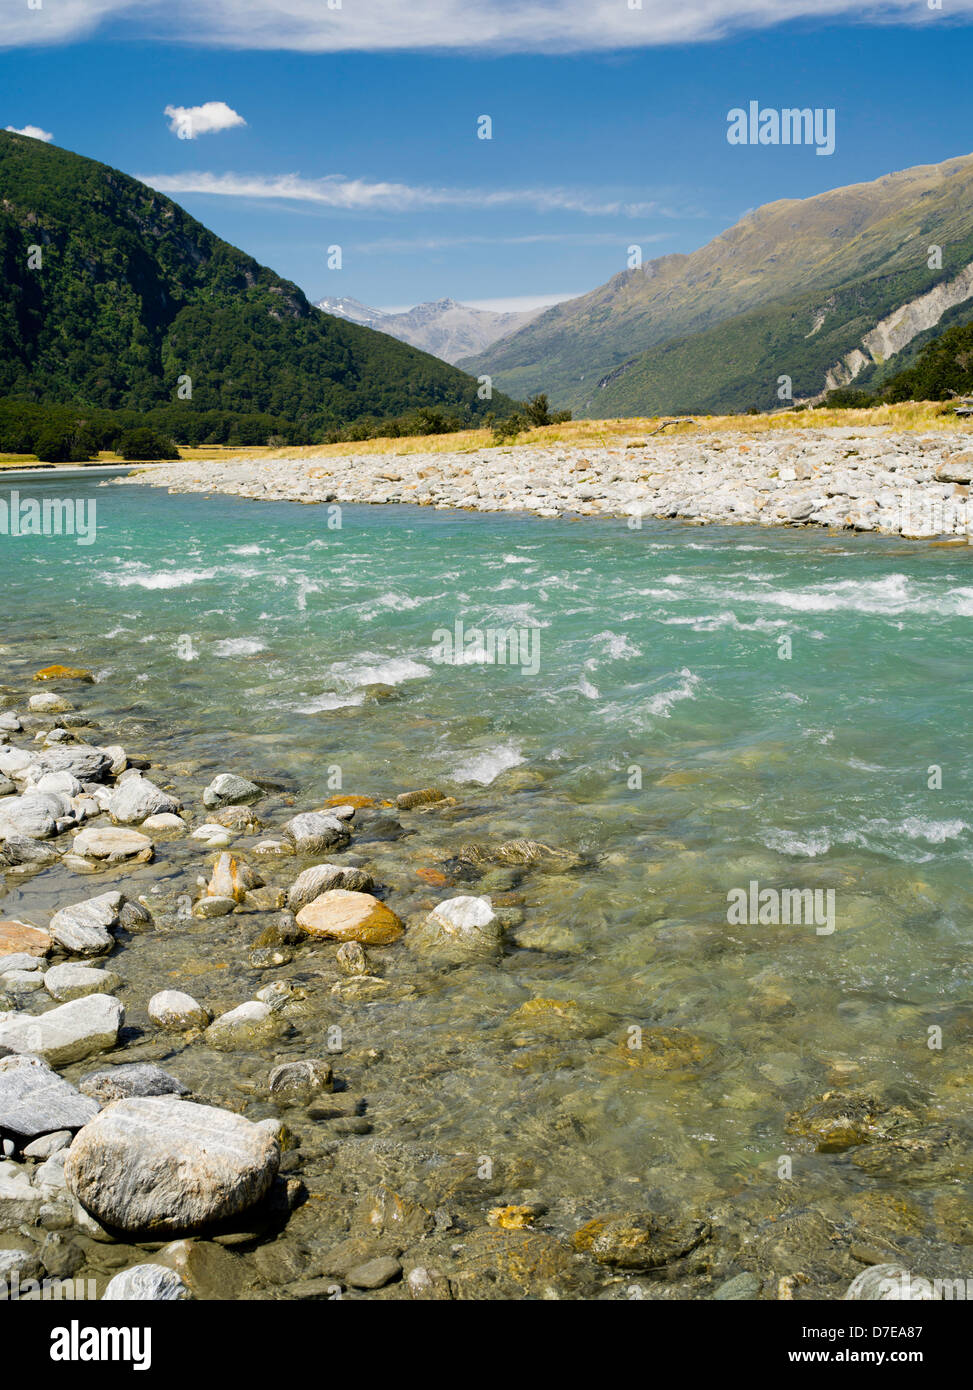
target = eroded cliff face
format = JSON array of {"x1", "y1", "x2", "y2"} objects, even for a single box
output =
[{"x1": 821, "y1": 261, "x2": 973, "y2": 393}]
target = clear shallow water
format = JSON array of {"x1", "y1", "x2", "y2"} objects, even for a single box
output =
[{"x1": 1, "y1": 477, "x2": 970, "y2": 1294}]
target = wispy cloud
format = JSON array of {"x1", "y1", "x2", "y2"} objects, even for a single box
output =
[
  {"x1": 3, "y1": 0, "x2": 969, "y2": 53},
  {"x1": 355, "y1": 231, "x2": 674, "y2": 253},
  {"x1": 137, "y1": 170, "x2": 666, "y2": 216},
  {"x1": 5, "y1": 125, "x2": 54, "y2": 142},
  {"x1": 164, "y1": 101, "x2": 246, "y2": 139}
]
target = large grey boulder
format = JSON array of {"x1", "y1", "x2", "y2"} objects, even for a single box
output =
[
  {"x1": 202, "y1": 774, "x2": 262, "y2": 809},
  {"x1": 0, "y1": 1054, "x2": 100, "y2": 1140},
  {"x1": 287, "y1": 862, "x2": 374, "y2": 911},
  {"x1": 108, "y1": 775, "x2": 181, "y2": 825},
  {"x1": 0, "y1": 994, "x2": 124, "y2": 1066},
  {"x1": 65, "y1": 1097, "x2": 280, "y2": 1233},
  {"x1": 283, "y1": 812, "x2": 350, "y2": 855}
]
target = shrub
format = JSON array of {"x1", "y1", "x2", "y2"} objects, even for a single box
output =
[
  {"x1": 32, "y1": 431, "x2": 74, "y2": 463},
  {"x1": 491, "y1": 412, "x2": 529, "y2": 443},
  {"x1": 523, "y1": 393, "x2": 551, "y2": 427},
  {"x1": 116, "y1": 428, "x2": 180, "y2": 461}
]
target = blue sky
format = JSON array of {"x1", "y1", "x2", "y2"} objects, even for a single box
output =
[{"x1": 3, "y1": 2, "x2": 973, "y2": 312}]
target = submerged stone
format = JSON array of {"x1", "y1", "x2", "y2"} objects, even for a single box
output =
[{"x1": 572, "y1": 1211, "x2": 710, "y2": 1269}]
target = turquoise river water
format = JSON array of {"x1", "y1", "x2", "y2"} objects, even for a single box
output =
[{"x1": 0, "y1": 475, "x2": 970, "y2": 1297}]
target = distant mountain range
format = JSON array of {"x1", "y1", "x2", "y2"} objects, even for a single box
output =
[
  {"x1": 460, "y1": 153, "x2": 973, "y2": 417},
  {"x1": 0, "y1": 132, "x2": 500, "y2": 430},
  {"x1": 316, "y1": 295, "x2": 542, "y2": 364}
]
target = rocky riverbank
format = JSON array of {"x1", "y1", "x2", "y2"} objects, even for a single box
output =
[
  {"x1": 0, "y1": 665, "x2": 969, "y2": 1301},
  {"x1": 116, "y1": 427, "x2": 973, "y2": 539}
]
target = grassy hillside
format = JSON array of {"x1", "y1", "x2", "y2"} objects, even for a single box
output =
[
  {"x1": 595, "y1": 230, "x2": 973, "y2": 416},
  {"x1": 461, "y1": 153, "x2": 973, "y2": 416},
  {"x1": 0, "y1": 131, "x2": 505, "y2": 434}
]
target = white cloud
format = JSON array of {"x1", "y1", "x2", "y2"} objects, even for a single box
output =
[
  {"x1": 1, "y1": 0, "x2": 969, "y2": 52},
  {"x1": 357, "y1": 231, "x2": 675, "y2": 254},
  {"x1": 137, "y1": 169, "x2": 663, "y2": 216},
  {"x1": 5, "y1": 125, "x2": 54, "y2": 142},
  {"x1": 164, "y1": 102, "x2": 246, "y2": 139}
]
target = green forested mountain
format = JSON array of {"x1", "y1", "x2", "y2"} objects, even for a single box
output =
[
  {"x1": 461, "y1": 153, "x2": 973, "y2": 416},
  {"x1": 0, "y1": 131, "x2": 502, "y2": 434}
]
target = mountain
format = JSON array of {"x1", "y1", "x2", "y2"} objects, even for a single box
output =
[
  {"x1": 317, "y1": 295, "x2": 541, "y2": 364},
  {"x1": 315, "y1": 296, "x2": 388, "y2": 332},
  {"x1": 461, "y1": 153, "x2": 973, "y2": 416},
  {"x1": 0, "y1": 131, "x2": 499, "y2": 429}
]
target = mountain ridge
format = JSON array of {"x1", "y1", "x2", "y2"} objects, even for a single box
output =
[
  {"x1": 316, "y1": 294, "x2": 542, "y2": 364},
  {"x1": 0, "y1": 131, "x2": 499, "y2": 431},
  {"x1": 461, "y1": 152, "x2": 973, "y2": 415}
]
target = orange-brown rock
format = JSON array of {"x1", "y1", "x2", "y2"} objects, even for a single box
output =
[
  {"x1": 0, "y1": 920, "x2": 51, "y2": 956},
  {"x1": 296, "y1": 890, "x2": 404, "y2": 945},
  {"x1": 415, "y1": 867, "x2": 448, "y2": 887},
  {"x1": 32, "y1": 665, "x2": 94, "y2": 683}
]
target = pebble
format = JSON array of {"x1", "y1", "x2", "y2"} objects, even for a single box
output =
[
  {"x1": 191, "y1": 824, "x2": 233, "y2": 848},
  {"x1": 202, "y1": 774, "x2": 262, "y2": 808},
  {"x1": 283, "y1": 811, "x2": 351, "y2": 854},
  {"x1": 205, "y1": 1001, "x2": 289, "y2": 1051},
  {"x1": 287, "y1": 862, "x2": 374, "y2": 910},
  {"x1": 346, "y1": 1255, "x2": 402, "y2": 1289},
  {"x1": 147, "y1": 990, "x2": 211, "y2": 1032},
  {"x1": 408, "y1": 894, "x2": 501, "y2": 960},
  {"x1": 79, "y1": 1063, "x2": 189, "y2": 1104}
]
